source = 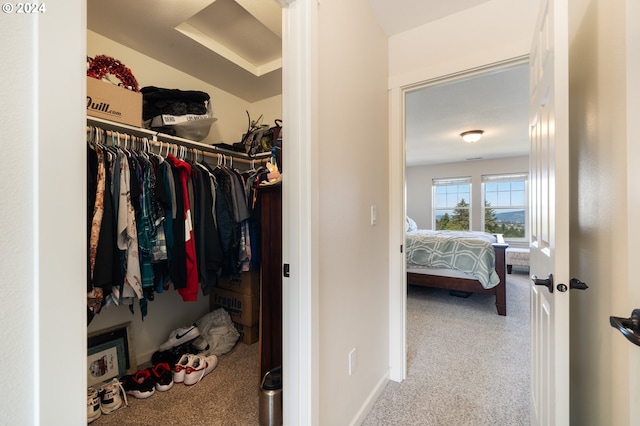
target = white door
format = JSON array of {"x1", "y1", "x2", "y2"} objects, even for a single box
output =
[{"x1": 528, "y1": 0, "x2": 571, "y2": 424}]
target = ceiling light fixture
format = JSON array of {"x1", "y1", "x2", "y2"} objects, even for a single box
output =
[{"x1": 460, "y1": 130, "x2": 484, "y2": 144}]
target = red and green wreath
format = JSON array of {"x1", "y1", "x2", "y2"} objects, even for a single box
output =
[{"x1": 87, "y1": 55, "x2": 139, "y2": 92}]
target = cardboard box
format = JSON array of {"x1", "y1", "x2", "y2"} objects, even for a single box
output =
[
  {"x1": 233, "y1": 322, "x2": 259, "y2": 345},
  {"x1": 217, "y1": 270, "x2": 260, "y2": 296},
  {"x1": 212, "y1": 288, "x2": 259, "y2": 326},
  {"x1": 86, "y1": 77, "x2": 142, "y2": 127}
]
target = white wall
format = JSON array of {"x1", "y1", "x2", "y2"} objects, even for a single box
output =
[
  {"x1": 1, "y1": 1, "x2": 87, "y2": 424},
  {"x1": 406, "y1": 155, "x2": 528, "y2": 233},
  {"x1": 1, "y1": 10, "x2": 39, "y2": 426},
  {"x1": 250, "y1": 94, "x2": 283, "y2": 132},
  {"x1": 315, "y1": 0, "x2": 390, "y2": 424},
  {"x1": 569, "y1": 0, "x2": 640, "y2": 424},
  {"x1": 388, "y1": 0, "x2": 540, "y2": 89},
  {"x1": 86, "y1": 30, "x2": 283, "y2": 365},
  {"x1": 88, "y1": 30, "x2": 282, "y2": 146}
]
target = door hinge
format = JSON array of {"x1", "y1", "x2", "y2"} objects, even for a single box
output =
[
  {"x1": 400, "y1": 244, "x2": 403, "y2": 253},
  {"x1": 283, "y1": 263, "x2": 290, "y2": 278}
]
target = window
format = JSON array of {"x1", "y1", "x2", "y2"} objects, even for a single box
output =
[
  {"x1": 433, "y1": 177, "x2": 471, "y2": 230},
  {"x1": 482, "y1": 173, "x2": 528, "y2": 239}
]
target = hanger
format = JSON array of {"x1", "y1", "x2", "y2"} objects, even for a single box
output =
[
  {"x1": 119, "y1": 132, "x2": 126, "y2": 150},
  {"x1": 144, "y1": 137, "x2": 151, "y2": 155},
  {"x1": 87, "y1": 126, "x2": 96, "y2": 147}
]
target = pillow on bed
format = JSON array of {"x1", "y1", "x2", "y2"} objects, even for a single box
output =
[{"x1": 406, "y1": 216, "x2": 418, "y2": 232}]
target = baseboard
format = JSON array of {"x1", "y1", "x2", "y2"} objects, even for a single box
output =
[
  {"x1": 348, "y1": 369, "x2": 390, "y2": 426},
  {"x1": 136, "y1": 348, "x2": 156, "y2": 367}
]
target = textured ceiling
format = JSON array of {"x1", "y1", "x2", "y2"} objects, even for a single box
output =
[
  {"x1": 405, "y1": 63, "x2": 530, "y2": 166},
  {"x1": 88, "y1": 0, "x2": 529, "y2": 165},
  {"x1": 87, "y1": 0, "x2": 283, "y2": 103},
  {"x1": 367, "y1": 0, "x2": 492, "y2": 36}
]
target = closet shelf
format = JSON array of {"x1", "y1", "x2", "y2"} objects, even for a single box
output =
[{"x1": 87, "y1": 116, "x2": 271, "y2": 161}]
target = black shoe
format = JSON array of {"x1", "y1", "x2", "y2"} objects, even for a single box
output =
[
  {"x1": 151, "y1": 348, "x2": 179, "y2": 366},
  {"x1": 147, "y1": 362, "x2": 174, "y2": 392},
  {"x1": 121, "y1": 369, "x2": 155, "y2": 399}
]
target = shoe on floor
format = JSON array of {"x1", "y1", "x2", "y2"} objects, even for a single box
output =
[
  {"x1": 151, "y1": 348, "x2": 179, "y2": 367},
  {"x1": 121, "y1": 369, "x2": 156, "y2": 399},
  {"x1": 148, "y1": 362, "x2": 174, "y2": 392},
  {"x1": 184, "y1": 354, "x2": 218, "y2": 386},
  {"x1": 99, "y1": 378, "x2": 128, "y2": 414},
  {"x1": 87, "y1": 387, "x2": 101, "y2": 423},
  {"x1": 151, "y1": 340, "x2": 193, "y2": 366},
  {"x1": 159, "y1": 324, "x2": 200, "y2": 351},
  {"x1": 173, "y1": 353, "x2": 194, "y2": 384}
]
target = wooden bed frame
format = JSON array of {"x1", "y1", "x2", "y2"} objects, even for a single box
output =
[{"x1": 407, "y1": 236, "x2": 509, "y2": 316}]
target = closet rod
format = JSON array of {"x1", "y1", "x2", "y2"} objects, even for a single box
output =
[{"x1": 87, "y1": 116, "x2": 271, "y2": 164}]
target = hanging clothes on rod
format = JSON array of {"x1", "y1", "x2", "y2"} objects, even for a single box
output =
[
  {"x1": 86, "y1": 120, "x2": 274, "y2": 324},
  {"x1": 87, "y1": 116, "x2": 276, "y2": 167}
]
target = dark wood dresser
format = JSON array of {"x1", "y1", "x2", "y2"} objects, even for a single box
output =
[{"x1": 258, "y1": 183, "x2": 282, "y2": 381}]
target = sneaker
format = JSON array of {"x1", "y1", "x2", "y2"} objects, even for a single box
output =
[
  {"x1": 151, "y1": 339, "x2": 194, "y2": 366},
  {"x1": 99, "y1": 378, "x2": 127, "y2": 414},
  {"x1": 159, "y1": 324, "x2": 200, "y2": 351},
  {"x1": 173, "y1": 353, "x2": 193, "y2": 384},
  {"x1": 184, "y1": 354, "x2": 218, "y2": 386},
  {"x1": 121, "y1": 369, "x2": 156, "y2": 399},
  {"x1": 148, "y1": 362, "x2": 174, "y2": 392},
  {"x1": 87, "y1": 387, "x2": 101, "y2": 423},
  {"x1": 151, "y1": 348, "x2": 180, "y2": 367}
]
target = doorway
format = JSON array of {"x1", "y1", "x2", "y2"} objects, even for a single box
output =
[{"x1": 388, "y1": 58, "x2": 531, "y2": 414}]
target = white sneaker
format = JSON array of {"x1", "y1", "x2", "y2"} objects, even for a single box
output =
[
  {"x1": 203, "y1": 354, "x2": 218, "y2": 376},
  {"x1": 159, "y1": 325, "x2": 200, "y2": 351},
  {"x1": 87, "y1": 387, "x2": 101, "y2": 423},
  {"x1": 99, "y1": 378, "x2": 128, "y2": 414},
  {"x1": 184, "y1": 354, "x2": 218, "y2": 386},
  {"x1": 173, "y1": 353, "x2": 193, "y2": 384}
]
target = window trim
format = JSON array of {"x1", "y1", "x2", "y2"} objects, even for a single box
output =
[
  {"x1": 481, "y1": 173, "x2": 529, "y2": 242},
  {"x1": 432, "y1": 176, "x2": 472, "y2": 230}
]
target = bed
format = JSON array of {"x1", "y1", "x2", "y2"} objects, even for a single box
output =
[{"x1": 405, "y1": 226, "x2": 509, "y2": 316}]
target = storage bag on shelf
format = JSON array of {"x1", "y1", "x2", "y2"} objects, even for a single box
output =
[{"x1": 141, "y1": 86, "x2": 214, "y2": 141}]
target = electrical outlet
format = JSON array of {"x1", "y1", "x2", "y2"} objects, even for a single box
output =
[{"x1": 348, "y1": 348, "x2": 357, "y2": 375}]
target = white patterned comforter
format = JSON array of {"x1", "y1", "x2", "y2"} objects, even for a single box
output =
[{"x1": 406, "y1": 230, "x2": 500, "y2": 289}]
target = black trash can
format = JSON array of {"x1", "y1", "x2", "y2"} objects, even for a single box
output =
[{"x1": 259, "y1": 366, "x2": 282, "y2": 426}]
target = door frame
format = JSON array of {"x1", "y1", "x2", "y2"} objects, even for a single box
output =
[
  {"x1": 277, "y1": 0, "x2": 316, "y2": 424},
  {"x1": 388, "y1": 55, "x2": 530, "y2": 382},
  {"x1": 40, "y1": 0, "x2": 315, "y2": 422}
]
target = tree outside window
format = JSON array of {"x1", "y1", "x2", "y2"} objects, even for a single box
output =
[
  {"x1": 482, "y1": 174, "x2": 528, "y2": 239},
  {"x1": 433, "y1": 177, "x2": 471, "y2": 230}
]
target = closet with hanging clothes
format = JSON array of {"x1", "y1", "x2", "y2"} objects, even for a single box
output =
[
  {"x1": 86, "y1": 119, "x2": 274, "y2": 321},
  {"x1": 86, "y1": 119, "x2": 281, "y2": 424},
  {"x1": 85, "y1": 1, "x2": 284, "y2": 422}
]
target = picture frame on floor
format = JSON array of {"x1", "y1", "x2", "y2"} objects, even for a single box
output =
[{"x1": 87, "y1": 322, "x2": 136, "y2": 386}]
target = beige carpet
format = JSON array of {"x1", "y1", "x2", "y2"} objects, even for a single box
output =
[
  {"x1": 91, "y1": 270, "x2": 530, "y2": 426},
  {"x1": 363, "y1": 269, "x2": 531, "y2": 426},
  {"x1": 91, "y1": 342, "x2": 261, "y2": 426}
]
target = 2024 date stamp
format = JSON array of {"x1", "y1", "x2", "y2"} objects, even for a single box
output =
[{"x1": 2, "y1": 3, "x2": 46, "y2": 13}]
